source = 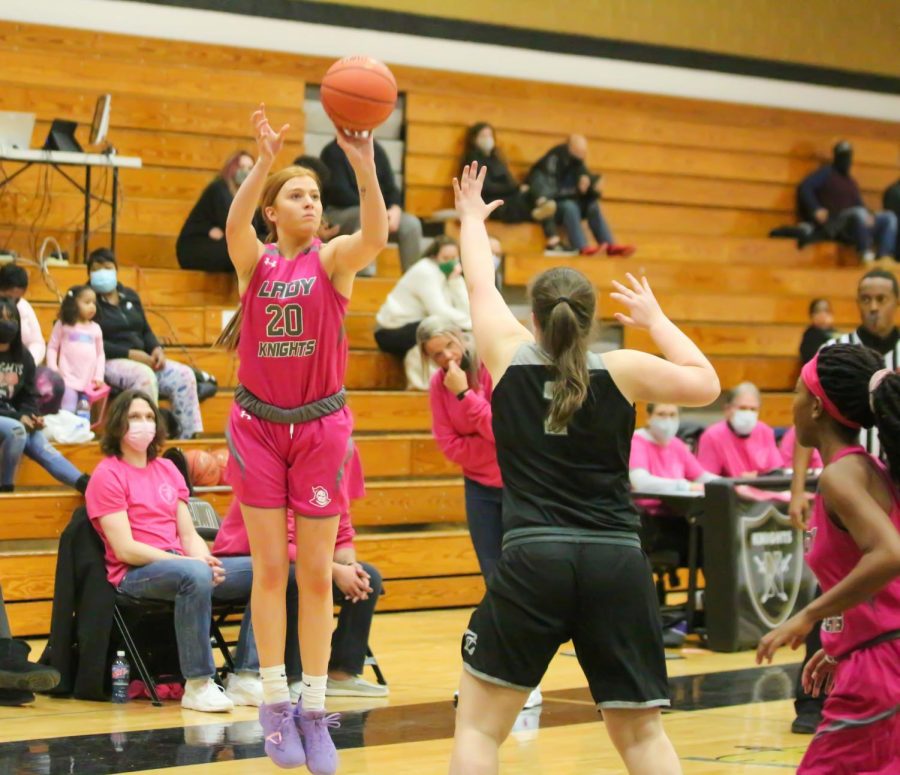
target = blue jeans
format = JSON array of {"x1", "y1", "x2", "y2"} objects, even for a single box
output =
[
  {"x1": 833, "y1": 206, "x2": 898, "y2": 256},
  {"x1": 234, "y1": 561, "x2": 384, "y2": 678},
  {"x1": 463, "y1": 478, "x2": 504, "y2": 581},
  {"x1": 117, "y1": 556, "x2": 253, "y2": 679},
  {"x1": 551, "y1": 198, "x2": 615, "y2": 250},
  {"x1": 0, "y1": 416, "x2": 83, "y2": 488}
]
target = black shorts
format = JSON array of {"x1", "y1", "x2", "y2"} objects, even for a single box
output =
[{"x1": 461, "y1": 540, "x2": 670, "y2": 710}]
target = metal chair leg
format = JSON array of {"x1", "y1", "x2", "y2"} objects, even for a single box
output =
[
  {"x1": 113, "y1": 606, "x2": 162, "y2": 706},
  {"x1": 364, "y1": 645, "x2": 386, "y2": 686}
]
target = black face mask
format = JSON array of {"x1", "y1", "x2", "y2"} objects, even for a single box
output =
[
  {"x1": 833, "y1": 142, "x2": 853, "y2": 175},
  {"x1": 0, "y1": 319, "x2": 19, "y2": 344}
]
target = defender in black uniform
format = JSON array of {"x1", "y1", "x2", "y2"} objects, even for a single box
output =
[{"x1": 448, "y1": 163, "x2": 721, "y2": 775}]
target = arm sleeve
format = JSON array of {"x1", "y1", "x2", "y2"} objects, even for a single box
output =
[
  {"x1": 629, "y1": 468, "x2": 693, "y2": 494},
  {"x1": 16, "y1": 351, "x2": 40, "y2": 418},
  {"x1": 45, "y1": 321, "x2": 61, "y2": 372},
  {"x1": 414, "y1": 267, "x2": 471, "y2": 328},
  {"x1": 18, "y1": 300, "x2": 45, "y2": 364},
  {"x1": 696, "y1": 431, "x2": 723, "y2": 476},
  {"x1": 94, "y1": 324, "x2": 106, "y2": 383},
  {"x1": 375, "y1": 143, "x2": 401, "y2": 208},
  {"x1": 103, "y1": 336, "x2": 132, "y2": 361},
  {"x1": 132, "y1": 295, "x2": 160, "y2": 353},
  {"x1": 680, "y1": 443, "x2": 708, "y2": 481},
  {"x1": 321, "y1": 143, "x2": 360, "y2": 208},
  {"x1": 798, "y1": 167, "x2": 830, "y2": 218},
  {"x1": 457, "y1": 390, "x2": 495, "y2": 442},
  {"x1": 85, "y1": 463, "x2": 128, "y2": 520},
  {"x1": 429, "y1": 385, "x2": 497, "y2": 471}
]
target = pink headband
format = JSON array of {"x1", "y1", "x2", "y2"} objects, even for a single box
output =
[
  {"x1": 869, "y1": 368, "x2": 894, "y2": 412},
  {"x1": 800, "y1": 352, "x2": 861, "y2": 430}
]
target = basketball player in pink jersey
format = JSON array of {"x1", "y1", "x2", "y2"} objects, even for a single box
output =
[
  {"x1": 757, "y1": 344, "x2": 900, "y2": 774},
  {"x1": 223, "y1": 104, "x2": 387, "y2": 773}
]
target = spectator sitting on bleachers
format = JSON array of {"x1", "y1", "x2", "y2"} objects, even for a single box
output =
[
  {"x1": 176, "y1": 150, "x2": 267, "y2": 273},
  {"x1": 528, "y1": 134, "x2": 635, "y2": 258},
  {"x1": 0, "y1": 579, "x2": 60, "y2": 706},
  {"x1": 0, "y1": 264, "x2": 65, "y2": 415},
  {"x1": 778, "y1": 426, "x2": 822, "y2": 470},
  {"x1": 321, "y1": 137, "x2": 422, "y2": 275},
  {"x1": 460, "y1": 123, "x2": 556, "y2": 224},
  {"x1": 0, "y1": 297, "x2": 89, "y2": 494},
  {"x1": 697, "y1": 382, "x2": 783, "y2": 478},
  {"x1": 374, "y1": 235, "x2": 470, "y2": 363},
  {"x1": 798, "y1": 141, "x2": 897, "y2": 263},
  {"x1": 85, "y1": 389, "x2": 253, "y2": 713},
  {"x1": 213, "y1": 442, "x2": 386, "y2": 704},
  {"x1": 88, "y1": 248, "x2": 203, "y2": 439},
  {"x1": 799, "y1": 298, "x2": 836, "y2": 365},
  {"x1": 884, "y1": 178, "x2": 900, "y2": 257},
  {"x1": 46, "y1": 286, "x2": 105, "y2": 415}
]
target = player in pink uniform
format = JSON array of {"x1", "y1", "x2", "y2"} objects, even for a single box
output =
[
  {"x1": 223, "y1": 104, "x2": 387, "y2": 773},
  {"x1": 757, "y1": 344, "x2": 900, "y2": 774}
]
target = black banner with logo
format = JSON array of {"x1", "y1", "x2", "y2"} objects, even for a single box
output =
[{"x1": 703, "y1": 480, "x2": 818, "y2": 652}]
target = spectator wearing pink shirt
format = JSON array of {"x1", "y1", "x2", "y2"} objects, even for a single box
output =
[
  {"x1": 418, "y1": 317, "x2": 502, "y2": 579},
  {"x1": 46, "y1": 286, "x2": 106, "y2": 414},
  {"x1": 85, "y1": 390, "x2": 253, "y2": 713},
  {"x1": 778, "y1": 426, "x2": 823, "y2": 470},
  {"x1": 212, "y1": 442, "x2": 387, "y2": 705},
  {"x1": 697, "y1": 382, "x2": 783, "y2": 477}
]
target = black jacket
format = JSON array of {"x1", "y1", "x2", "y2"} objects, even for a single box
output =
[
  {"x1": 0, "y1": 347, "x2": 40, "y2": 420},
  {"x1": 95, "y1": 285, "x2": 160, "y2": 361},
  {"x1": 176, "y1": 178, "x2": 267, "y2": 246},
  {"x1": 465, "y1": 152, "x2": 520, "y2": 200},
  {"x1": 527, "y1": 143, "x2": 593, "y2": 201},
  {"x1": 41, "y1": 507, "x2": 116, "y2": 700},
  {"x1": 320, "y1": 140, "x2": 401, "y2": 209}
]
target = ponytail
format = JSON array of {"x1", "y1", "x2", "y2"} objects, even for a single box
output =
[
  {"x1": 215, "y1": 305, "x2": 242, "y2": 350},
  {"x1": 872, "y1": 372, "x2": 900, "y2": 487}
]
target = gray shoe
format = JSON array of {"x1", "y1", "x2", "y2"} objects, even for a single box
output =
[{"x1": 325, "y1": 676, "x2": 389, "y2": 698}]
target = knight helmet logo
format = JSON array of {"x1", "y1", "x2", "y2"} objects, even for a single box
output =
[
  {"x1": 309, "y1": 486, "x2": 332, "y2": 508},
  {"x1": 740, "y1": 505, "x2": 805, "y2": 629},
  {"x1": 463, "y1": 629, "x2": 478, "y2": 656}
]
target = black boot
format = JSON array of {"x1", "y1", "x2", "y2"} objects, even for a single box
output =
[
  {"x1": 0, "y1": 688, "x2": 35, "y2": 706},
  {"x1": 0, "y1": 639, "x2": 61, "y2": 692},
  {"x1": 75, "y1": 474, "x2": 90, "y2": 495}
]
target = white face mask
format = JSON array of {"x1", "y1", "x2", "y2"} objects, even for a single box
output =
[
  {"x1": 648, "y1": 416, "x2": 679, "y2": 444},
  {"x1": 730, "y1": 409, "x2": 758, "y2": 436},
  {"x1": 475, "y1": 137, "x2": 495, "y2": 155}
]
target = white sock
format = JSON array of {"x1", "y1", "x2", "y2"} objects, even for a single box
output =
[
  {"x1": 186, "y1": 677, "x2": 211, "y2": 693},
  {"x1": 300, "y1": 673, "x2": 327, "y2": 711},
  {"x1": 289, "y1": 680, "x2": 303, "y2": 700},
  {"x1": 260, "y1": 664, "x2": 290, "y2": 705}
]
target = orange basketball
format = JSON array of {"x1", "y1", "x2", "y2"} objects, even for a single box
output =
[
  {"x1": 210, "y1": 447, "x2": 230, "y2": 485},
  {"x1": 321, "y1": 56, "x2": 397, "y2": 133},
  {"x1": 185, "y1": 449, "x2": 220, "y2": 487}
]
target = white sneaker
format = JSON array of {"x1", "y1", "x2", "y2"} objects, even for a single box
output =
[
  {"x1": 181, "y1": 678, "x2": 234, "y2": 713},
  {"x1": 326, "y1": 675, "x2": 389, "y2": 698},
  {"x1": 224, "y1": 672, "x2": 263, "y2": 707},
  {"x1": 523, "y1": 686, "x2": 543, "y2": 709},
  {"x1": 862, "y1": 250, "x2": 876, "y2": 263}
]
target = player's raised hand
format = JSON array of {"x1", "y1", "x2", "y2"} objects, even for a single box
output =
[
  {"x1": 453, "y1": 162, "x2": 503, "y2": 222},
  {"x1": 251, "y1": 103, "x2": 289, "y2": 164},
  {"x1": 610, "y1": 273, "x2": 666, "y2": 330}
]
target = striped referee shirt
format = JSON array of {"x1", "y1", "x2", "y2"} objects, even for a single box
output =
[{"x1": 823, "y1": 327, "x2": 900, "y2": 458}]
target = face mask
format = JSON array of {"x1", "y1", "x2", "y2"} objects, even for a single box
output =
[
  {"x1": 730, "y1": 409, "x2": 758, "y2": 436},
  {"x1": 438, "y1": 259, "x2": 459, "y2": 277},
  {"x1": 475, "y1": 137, "x2": 495, "y2": 155},
  {"x1": 123, "y1": 420, "x2": 157, "y2": 453},
  {"x1": 648, "y1": 417, "x2": 679, "y2": 444},
  {"x1": 233, "y1": 168, "x2": 250, "y2": 186},
  {"x1": 90, "y1": 268, "x2": 117, "y2": 294},
  {"x1": 0, "y1": 319, "x2": 18, "y2": 344}
]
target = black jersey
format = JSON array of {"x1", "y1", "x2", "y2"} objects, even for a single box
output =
[{"x1": 492, "y1": 343, "x2": 639, "y2": 537}]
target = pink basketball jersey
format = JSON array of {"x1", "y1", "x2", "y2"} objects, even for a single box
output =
[
  {"x1": 805, "y1": 446, "x2": 900, "y2": 658},
  {"x1": 237, "y1": 241, "x2": 349, "y2": 408}
]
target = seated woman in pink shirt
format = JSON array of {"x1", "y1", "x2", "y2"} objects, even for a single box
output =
[
  {"x1": 46, "y1": 285, "x2": 106, "y2": 414},
  {"x1": 697, "y1": 382, "x2": 783, "y2": 478},
  {"x1": 85, "y1": 389, "x2": 253, "y2": 713},
  {"x1": 213, "y1": 444, "x2": 387, "y2": 705},
  {"x1": 779, "y1": 426, "x2": 823, "y2": 470}
]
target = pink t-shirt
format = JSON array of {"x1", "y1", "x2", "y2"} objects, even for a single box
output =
[
  {"x1": 86, "y1": 456, "x2": 190, "y2": 587},
  {"x1": 429, "y1": 363, "x2": 501, "y2": 488},
  {"x1": 778, "y1": 426, "x2": 823, "y2": 469},
  {"x1": 214, "y1": 440, "x2": 364, "y2": 559},
  {"x1": 696, "y1": 419, "x2": 783, "y2": 478},
  {"x1": 237, "y1": 241, "x2": 349, "y2": 408},
  {"x1": 630, "y1": 429, "x2": 707, "y2": 514},
  {"x1": 46, "y1": 320, "x2": 105, "y2": 392}
]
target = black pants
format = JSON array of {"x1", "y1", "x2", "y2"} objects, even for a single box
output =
[
  {"x1": 463, "y1": 478, "x2": 504, "y2": 580},
  {"x1": 794, "y1": 587, "x2": 824, "y2": 716},
  {"x1": 489, "y1": 190, "x2": 533, "y2": 224},
  {"x1": 176, "y1": 236, "x2": 235, "y2": 273},
  {"x1": 374, "y1": 321, "x2": 421, "y2": 357}
]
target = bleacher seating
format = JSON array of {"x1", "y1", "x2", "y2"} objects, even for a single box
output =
[{"x1": 1, "y1": 19, "x2": 898, "y2": 636}]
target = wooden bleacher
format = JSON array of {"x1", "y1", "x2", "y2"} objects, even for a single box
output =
[{"x1": 1, "y1": 20, "x2": 899, "y2": 636}]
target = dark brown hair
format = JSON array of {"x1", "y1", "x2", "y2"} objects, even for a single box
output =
[
  {"x1": 530, "y1": 267, "x2": 596, "y2": 432},
  {"x1": 100, "y1": 390, "x2": 167, "y2": 460},
  {"x1": 422, "y1": 234, "x2": 459, "y2": 261}
]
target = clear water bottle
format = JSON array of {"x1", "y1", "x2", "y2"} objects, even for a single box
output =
[
  {"x1": 111, "y1": 650, "x2": 130, "y2": 703},
  {"x1": 75, "y1": 394, "x2": 91, "y2": 422}
]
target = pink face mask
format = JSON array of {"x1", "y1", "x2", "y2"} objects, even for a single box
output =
[{"x1": 123, "y1": 420, "x2": 157, "y2": 453}]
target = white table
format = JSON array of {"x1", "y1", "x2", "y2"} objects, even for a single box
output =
[{"x1": 0, "y1": 149, "x2": 142, "y2": 258}]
